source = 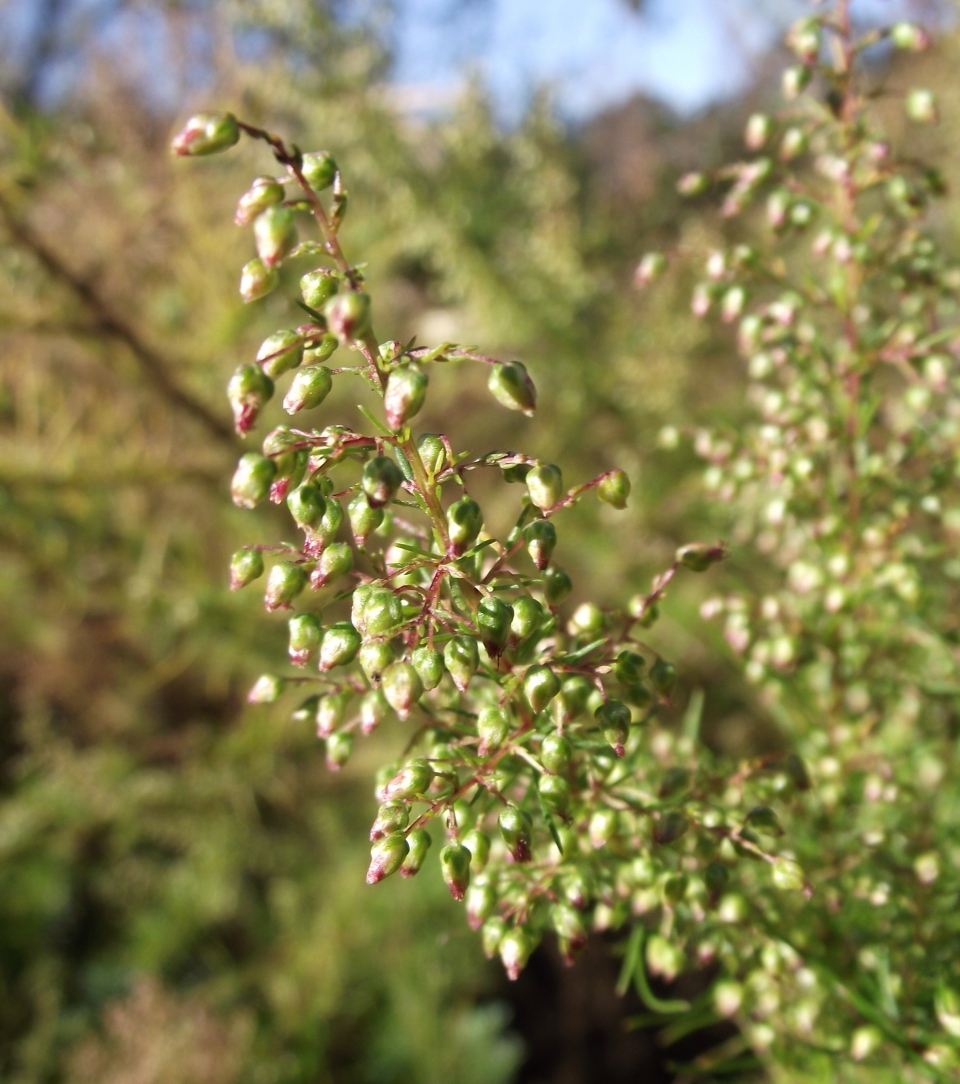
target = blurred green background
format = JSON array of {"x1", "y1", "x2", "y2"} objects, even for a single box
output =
[{"x1": 0, "y1": 1, "x2": 955, "y2": 1081}]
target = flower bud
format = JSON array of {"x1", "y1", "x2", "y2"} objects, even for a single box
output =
[
  {"x1": 417, "y1": 433, "x2": 447, "y2": 476},
  {"x1": 488, "y1": 361, "x2": 536, "y2": 415},
  {"x1": 287, "y1": 483, "x2": 326, "y2": 529},
  {"x1": 477, "y1": 596, "x2": 514, "y2": 657},
  {"x1": 523, "y1": 519, "x2": 556, "y2": 570},
  {"x1": 598, "y1": 469, "x2": 630, "y2": 509},
  {"x1": 781, "y1": 65, "x2": 811, "y2": 101},
  {"x1": 444, "y1": 635, "x2": 480, "y2": 691},
  {"x1": 315, "y1": 693, "x2": 347, "y2": 738},
  {"x1": 357, "y1": 640, "x2": 393, "y2": 685},
  {"x1": 447, "y1": 497, "x2": 483, "y2": 555},
  {"x1": 248, "y1": 673, "x2": 284, "y2": 703},
  {"x1": 502, "y1": 463, "x2": 531, "y2": 483},
  {"x1": 596, "y1": 699, "x2": 631, "y2": 756},
  {"x1": 283, "y1": 365, "x2": 333, "y2": 415},
  {"x1": 235, "y1": 175, "x2": 285, "y2": 225},
  {"x1": 370, "y1": 800, "x2": 409, "y2": 841},
  {"x1": 301, "y1": 150, "x2": 338, "y2": 190},
  {"x1": 362, "y1": 456, "x2": 404, "y2": 508},
  {"x1": 384, "y1": 757, "x2": 435, "y2": 800},
  {"x1": 411, "y1": 645, "x2": 445, "y2": 690},
  {"x1": 482, "y1": 916, "x2": 507, "y2": 959},
  {"x1": 358, "y1": 588, "x2": 402, "y2": 637},
  {"x1": 677, "y1": 172, "x2": 709, "y2": 197},
  {"x1": 569, "y1": 602, "x2": 604, "y2": 638},
  {"x1": 228, "y1": 365, "x2": 275, "y2": 435},
  {"x1": 265, "y1": 562, "x2": 307, "y2": 611},
  {"x1": 254, "y1": 205, "x2": 297, "y2": 267},
  {"x1": 291, "y1": 695, "x2": 320, "y2": 725},
  {"x1": 850, "y1": 1025, "x2": 883, "y2": 1062},
  {"x1": 511, "y1": 595, "x2": 543, "y2": 640},
  {"x1": 324, "y1": 291, "x2": 372, "y2": 343},
  {"x1": 381, "y1": 661, "x2": 423, "y2": 720},
  {"x1": 477, "y1": 706, "x2": 512, "y2": 755},
  {"x1": 646, "y1": 934, "x2": 683, "y2": 981},
  {"x1": 654, "y1": 810, "x2": 688, "y2": 845},
  {"x1": 539, "y1": 774, "x2": 570, "y2": 817},
  {"x1": 499, "y1": 805, "x2": 532, "y2": 862},
  {"x1": 349, "y1": 492, "x2": 384, "y2": 545},
  {"x1": 230, "y1": 547, "x2": 264, "y2": 589},
  {"x1": 384, "y1": 364, "x2": 428, "y2": 430},
  {"x1": 905, "y1": 88, "x2": 938, "y2": 124},
  {"x1": 785, "y1": 16, "x2": 821, "y2": 62},
  {"x1": 766, "y1": 189, "x2": 791, "y2": 230},
  {"x1": 677, "y1": 542, "x2": 725, "y2": 571},
  {"x1": 744, "y1": 113, "x2": 771, "y2": 151},
  {"x1": 465, "y1": 882, "x2": 496, "y2": 930},
  {"x1": 171, "y1": 111, "x2": 240, "y2": 156},
  {"x1": 358, "y1": 689, "x2": 389, "y2": 735},
  {"x1": 552, "y1": 903, "x2": 586, "y2": 962},
  {"x1": 779, "y1": 126, "x2": 807, "y2": 162},
  {"x1": 614, "y1": 650, "x2": 645, "y2": 687},
  {"x1": 721, "y1": 286, "x2": 746, "y2": 323},
  {"x1": 240, "y1": 257, "x2": 279, "y2": 303},
  {"x1": 462, "y1": 829, "x2": 491, "y2": 873},
  {"x1": 524, "y1": 666, "x2": 560, "y2": 714},
  {"x1": 559, "y1": 676, "x2": 592, "y2": 722},
  {"x1": 543, "y1": 565, "x2": 572, "y2": 605},
  {"x1": 366, "y1": 832, "x2": 409, "y2": 884},
  {"x1": 890, "y1": 21, "x2": 930, "y2": 52},
  {"x1": 589, "y1": 809, "x2": 618, "y2": 848},
  {"x1": 649, "y1": 658, "x2": 677, "y2": 697},
  {"x1": 400, "y1": 827, "x2": 432, "y2": 877},
  {"x1": 318, "y1": 621, "x2": 361, "y2": 670},
  {"x1": 288, "y1": 612, "x2": 322, "y2": 665},
  {"x1": 300, "y1": 268, "x2": 339, "y2": 311},
  {"x1": 499, "y1": 927, "x2": 534, "y2": 980},
  {"x1": 310, "y1": 541, "x2": 353, "y2": 588},
  {"x1": 440, "y1": 842, "x2": 471, "y2": 901},
  {"x1": 541, "y1": 732, "x2": 572, "y2": 773},
  {"x1": 256, "y1": 329, "x2": 304, "y2": 380},
  {"x1": 325, "y1": 730, "x2": 354, "y2": 771},
  {"x1": 526, "y1": 464, "x2": 563, "y2": 511},
  {"x1": 634, "y1": 251, "x2": 667, "y2": 287}
]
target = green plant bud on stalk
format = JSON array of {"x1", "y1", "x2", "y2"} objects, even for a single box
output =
[
  {"x1": 481, "y1": 916, "x2": 506, "y2": 959},
  {"x1": 569, "y1": 602, "x2": 605, "y2": 638},
  {"x1": 358, "y1": 588, "x2": 403, "y2": 637},
  {"x1": 744, "y1": 112, "x2": 771, "y2": 151},
  {"x1": 466, "y1": 882, "x2": 496, "y2": 931},
  {"x1": 324, "y1": 291, "x2": 372, "y2": 344},
  {"x1": 906, "y1": 88, "x2": 938, "y2": 124},
  {"x1": 288, "y1": 612, "x2": 322, "y2": 666},
  {"x1": 381, "y1": 661, "x2": 423, "y2": 720},
  {"x1": 447, "y1": 497, "x2": 483, "y2": 555},
  {"x1": 360, "y1": 688, "x2": 391, "y2": 735},
  {"x1": 291, "y1": 694, "x2": 320, "y2": 725},
  {"x1": 384, "y1": 364, "x2": 428, "y2": 430},
  {"x1": 634, "y1": 251, "x2": 667, "y2": 287},
  {"x1": 283, "y1": 365, "x2": 333, "y2": 415},
  {"x1": 785, "y1": 16, "x2": 821, "y2": 62},
  {"x1": 646, "y1": 934, "x2": 683, "y2": 982},
  {"x1": 558, "y1": 676, "x2": 592, "y2": 722},
  {"x1": 524, "y1": 665, "x2": 561, "y2": 714},
  {"x1": 477, "y1": 596, "x2": 514, "y2": 657},
  {"x1": 427, "y1": 769, "x2": 457, "y2": 801},
  {"x1": 462, "y1": 829, "x2": 491, "y2": 873},
  {"x1": 677, "y1": 171, "x2": 709, "y2": 197},
  {"x1": 301, "y1": 150, "x2": 337, "y2": 190},
  {"x1": 248, "y1": 673, "x2": 284, "y2": 704},
  {"x1": 588, "y1": 809, "x2": 618, "y2": 849},
  {"x1": 228, "y1": 365, "x2": 274, "y2": 435},
  {"x1": 614, "y1": 650, "x2": 646, "y2": 686},
  {"x1": 850, "y1": 1025, "x2": 883, "y2": 1062},
  {"x1": 300, "y1": 268, "x2": 339, "y2": 310},
  {"x1": 779, "y1": 126, "x2": 807, "y2": 162},
  {"x1": 254, "y1": 205, "x2": 297, "y2": 267},
  {"x1": 649, "y1": 658, "x2": 677, "y2": 697},
  {"x1": 523, "y1": 519, "x2": 556, "y2": 570},
  {"x1": 303, "y1": 331, "x2": 339, "y2": 364},
  {"x1": 541, "y1": 732, "x2": 573, "y2": 773},
  {"x1": 265, "y1": 562, "x2": 307, "y2": 611},
  {"x1": 235, "y1": 175, "x2": 285, "y2": 225},
  {"x1": 444, "y1": 635, "x2": 479, "y2": 692},
  {"x1": 240, "y1": 257, "x2": 279, "y2": 303},
  {"x1": 539, "y1": 774, "x2": 570, "y2": 817},
  {"x1": 362, "y1": 456, "x2": 404, "y2": 508},
  {"x1": 498, "y1": 805, "x2": 533, "y2": 863},
  {"x1": 256, "y1": 329, "x2": 304, "y2": 379},
  {"x1": 543, "y1": 566, "x2": 572, "y2": 606},
  {"x1": 477, "y1": 706, "x2": 512, "y2": 755},
  {"x1": 366, "y1": 832, "x2": 408, "y2": 884},
  {"x1": 349, "y1": 492, "x2": 384, "y2": 545},
  {"x1": 499, "y1": 927, "x2": 534, "y2": 981},
  {"x1": 563, "y1": 870, "x2": 590, "y2": 908},
  {"x1": 171, "y1": 111, "x2": 240, "y2": 156},
  {"x1": 383, "y1": 758, "x2": 434, "y2": 800},
  {"x1": 452, "y1": 798, "x2": 476, "y2": 833},
  {"x1": 318, "y1": 622, "x2": 361, "y2": 671},
  {"x1": 781, "y1": 65, "x2": 811, "y2": 101},
  {"x1": 488, "y1": 360, "x2": 536, "y2": 415},
  {"x1": 596, "y1": 699, "x2": 631, "y2": 756},
  {"x1": 359, "y1": 640, "x2": 395, "y2": 685},
  {"x1": 370, "y1": 800, "x2": 409, "y2": 841},
  {"x1": 307, "y1": 497, "x2": 343, "y2": 553},
  {"x1": 526, "y1": 463, "x2": 563, "y2": 511},
  {"x1": 400, "y1": 828, "x2": 432, "y2": 877},
  {"x1": 315, "y1": 693, "x2": 348, "y2": 738},
  {"x1": 502, "y1": 463, "x2": 531, "y2": 483},
  {"x1": 511, "y1": 596, "x2": 543, "y2": 640},
  {"x1": 655, "y1": 811, "x2": 689, "y2": 846},
  {"x1": 416, "y1": 433, "x2": 446, "y2": 476},
  {"x1": 230, "y1": 547, "x2": 264, "y2": 589},
  {"x1": 325, "y1": 730, "x2": 354, "y2": 771},
  {"x1": 287, "y1": 483, "x2": 326, "y2": 529},
  {"x1": 411, "y1": 645, "x2": 445, "y2": 690},
  {"x1": 379, "y1": 339, "x2": 403, "y2": 365},
  {"x1": 891, "y1": 22, "x2": 930, "y2": 52},
  {"x1": 310, "y1": 542, "x2": 353, "y2": 588},
  {"x1": 598, "y1": 469, "x2": 630, "y2": 509},
  {"x1": 552, "y1": 903, "x2": 587, "y2": 962},
  {"x1": 439, "y1": 842, "x2": 471, "y2": 901},
  {"x1": 721, "y1": 286, "x2": 746, "y2": 323}
]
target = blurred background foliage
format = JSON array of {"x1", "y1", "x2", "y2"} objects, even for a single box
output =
[{"x1": 0, "y1": 1, "x2": 955, "y2": 1081}]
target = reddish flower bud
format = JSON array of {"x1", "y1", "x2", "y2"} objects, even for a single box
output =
[
  {"x1": 400, "y1": 828, "x2": 432, "y2": 877},
  {"x1": 288, "y1": 612, "x2": 322, "y2": 666},
  {"x1": 384, "y1": 364, "x2": 428, "y2": 430},
  {"x1": 254, "y1": 205, "x2": 297, "y2": 267},
  {"x1": 499, "y1": 927, "x2": 534, "y2": 980},
  {"x1": 324, "y1": 291, "x2": 372, "y2": 343},
  {"x1": 228, "y1": 364, "x2": 274, "y2": 435},
  {"x1": 498, "y1": 805, "x2": 532, "y2": 863},
  {"x1": 265, "y1": 561, "x2": 307, "y2": 611},
  {"x1": 171, "y1": 111, "x2": 239, "y2": 156},
  {"x1": 283, "y1": 365, "x2": 333, "y2": 415},
  {"x1": 318, "y1": 622, "x2": 361, "y2": 670},
  {"x1": 230, "y1": 547, "x2": 264, "y2": 589},
  {"x1": 240, "y1": 257, "x2": 279, "y2": 303},
  {"x1": 466, "y1": 882, "x2": 496, "y2": 930},
  {"x1": 235, "y1": 176, "x2": 285, "y2": 226},
  {"x1": 231, "y1": 453, "x2": 277, "y2": 509},
  {"x1": 443, "y1": 635, "x2": 479, "y2": 691},
  {"x1": 523, "y1": 519, "x2": 556, "y2": 570},
  {"x1": 366, "y1": 833, "x2": 408, "y2": 884},
  {"x1": 440, "y1": 842, "x2": 472, "y2": 901},
  {"x1": 381, "y1": 661, "x2": 423, "y2": 720}
]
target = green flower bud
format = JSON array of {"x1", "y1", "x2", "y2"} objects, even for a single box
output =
[
  {"x1": 558, "y1": 676, "x2": 592, "y2": 722},
  {"x1": 411, "y1": 645, "x2": 445, "y2": 690},
  {"x1": 721, "y1": 286, "x2": 746, "y2": 322},
  {"x1": 677, "y1": 171, "x2": 709, "y2": 197},
  {"x1": 356, "y1": 637, "x2": 392, "y2": 681},
  {"x1": 510, "y1": 595, "x2": 543, "y2": 640},
  {"x1": 248, "y1": 673, "x2": 284, "y2": 703},
  {"x1": 523, "y1": 519, "x2": 556, "y2": 570},
  {"x1": 254, "y1": 205, "x2": 297, "y2": 267},
  {"x1": 230, "y1": 547, "x2": 264, "y2": 589},
  {"x1": 324, "y1": 291, "x2": 372, "y2": 344},
  {"x1": 291, "y1": 694, "x2": 320, "y2": 725},
  {"x1": 569, "y1": 602, "x2": 605, "y2": 638},
  {"x1": 539, "y1": 774, "x2": 570, "y2": 817},
  {"x1": 589, "y1": 808, "x2": 618, "y2": 849},
  {"x1": 383, "y1": 758, "x2": 434, "y2": 800},
  {"x1": 316, "y1": 693, "x2": 348, "y2": 738},
  {"x1": 477, "y1": 596, "x2": 514, "y2": 657},
  {"x1": 171, "y1": 111, "x2": 240, "y2": 156},
  {"x1": 288, "y1": 612, "x2": 322, "y2": 666},
  {"x1": 381, "y1": 661, "x2": 423, "y2": 720},
  {"x1": 400, "y1": 827, "x2": 432, "y2": 878},
  {"x1": 417, "y1": 433, "x2": 447, "y2": 476},
  {"x1": 325, "y1": 730, "x2": 354, "y2": 771},
  {"x1": 781, "y1": 65, "x2": 811, "y2": 101},
  {"x1": 235, "y1": 175, "x2": 285, "y2": 225},
  {"x1": 526, "y1": 463, "x2": 563, "y2": 511},
  {"x1": 779, "y1": 126, "x2": 807, "y2": 162},
  {"x1": 228, "y1": 365, "x2": 275, "y2": 435},
  {"x1": 444, "y1": 635, "x2": 479, "y2": 691},
  {"x1": 366, "y1": 832, "x2": 408, "y2": 884},
  {"x1": 552, "y1": 903, "x2": 586, "y2": 962},
  {"x1": 370, "y1": 800, "x2": 409, "y2": 841},
  {"x1": 482, "y1": 916, "x2": 507, "y2": 959},
  {"x1": 613, "y1": 650, "x2": 645, "y2": 687},
  {"x1": 447, "y1": 497, "x2": 483, "y2": 555},
  {"x1": 304, "y1": 332, "x2": 339, "y2": 364},
  {"x1": 306, "y1": 496, "x2": 343, "y2": 553},
  {"x1": 283, "y1": 364, "x2": 332, "y2": 415},
  {"x1": 524, "y1": 665, "x2": 561, "y2": 714},
  {"x1": 541, "y1": 732, "x2": 573, "y2": 773},
  {"x1": 634, "y1": 251, "x2": 668, "y2": 287},
  {"x1": 360, "y1": 688, "x2": 391, "y2": 735},
  {"x1": 240, "y1": 257, "x2": 279, "y2": 303},
  {"x1": 649, "y1": 658, "x2": 677, "y2": 697},
  {"x1": 477, "y1": 705, "x2": 512, "y2": 755},
  {"x1": 595, "y1": 699, "x2": 631, "y2": 756},
  {"x1": 488, "y1": 360, "x2": 537, "y2": 415},
  {"x1": 771, "y1": 857, "x2": 805, "y2": 892},
  {"x1": 384, "y1": 364, "x2": 428, "y2": 430},
  {"x1": 358, "y1": 588, "x2": 402, "y2": 637},
  {"x1": 850, "y1": 1025, "x2": 883, "y2": 1062},
  {"x1": 349, "y1": 492, "x2": 384, "y2": 545},
  {"x1": 598, "y1": 469, "x2": 630, "y2": 509},
  {"x1": 466, "y1": 882, "x2": 497, "y2": 931},
  {"x1": 452, "y1": 798, "x2": 476, "y2": 833},
  {"x1": 543, "y1": 565, "x2": 572, "y2": 605},
  {"x1": 362, "y1": 455, "x2": 404, "y2": 509},
  {"x1": 785, "y1": 16, "x2": 821, "y2": 62},
  {"x1": 300, "y1": 268, "x2": 339, "y2": 311},
  {"x1": 256, "y1": 329, "x2": 304, "y2": 379},
  {"x1": 265, "y1": 561, "x2": 307, "y2": 611},
  {"x1": 440, "y1": 842, "x2": 471, "y2": 901},
  {"x1": 502, "y1": 463, "x2": 531, "y2": 483},
  {"x1": 301, "y1": 150, "x2": 338, "y2": 190},
  {"x1": 287, "y1": 483, "x2": 326, "y2": 529},
  {"x1": 654, "y1": 811, "x2": 688, "y2": 845},
  {"x1": 906, "y1": 87, "x2": 938, "y2": 124},
  {"x1": 498, "y1": 805, "x2": 532, "y2": 863},
  {"x1": 318, "y1": 621, "x2": 361, "y2": 671},
  {"x1": 646, "y1": 933, "x2": 683, "y2": 981},
  {"x1": 462, "y1": 829, "x2": 491, "y2": 873},
  {"x1": 311, "y1": 541, "x2": 353, "y2": 588},
  {"x1": 891, "y1": 22, "x2": 930, "y2": 52},
  {"x1": 379, "y1": 339, "x2": 403, "y2": 365},
  {"x1": 499, "y1": 927, "x2": 534, "y2": 981},
  {"x1": 744, "y1": 112, "x2": 771, "y2": 151}
]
